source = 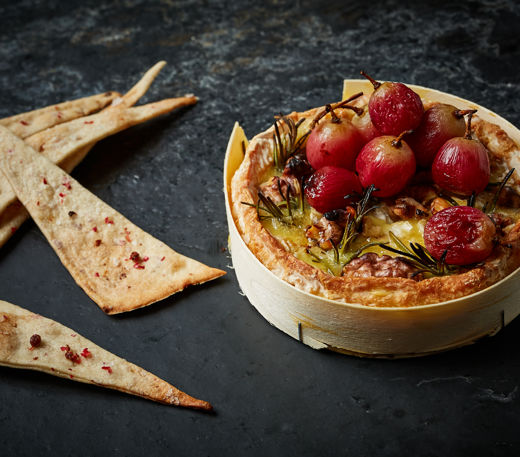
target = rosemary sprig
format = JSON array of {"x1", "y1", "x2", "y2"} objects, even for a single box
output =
[
  {"x1": 466, "y1": 191, "x2": 476, "y2": 208},
  {"x1": 342, "y1": 241, "x2": 383, "y2": 266},
  {"x1": 241, "y1": 192, "x2": 284, "y2": 221},
  {"x1": 305, "y1": 247, "x2": 323, "y2": 264},
  {"x1": 438, "y1": 192, "x2": 459, "y2": 207},
  {"x1": 379, "y1": 231, "x2": 457, "y2": 277},
  {"x1": 330, "y1": 239, "x2": 339, "y2": 264},
  {"x1": 284, "y1": 182, "x2": 293, "y2": 220},
  {"x1": 241, "y1": 179, "x2": 305, "y2": 225},
  {"x1": 482, "y1": 168, "x2": 515, "y2": 214},
  {"x1": 273, "y1": 115, "x2": 309, "y2": 171},
  {"x1": 279, "y1": 178, "x2": 307, "y2": 223},
  {"x1": 437, "y1": 168, "x2": 516, "y2": 214},
  {"x1": 271, "y1": 93, "x2": 365, "y2": 171},
  {"x1": 298, "y1": 177, "x2": 305, "y2": 213},
  {"x1": 258, "y1": 191, "x2": 286, "y2": 220},
  {"x1": 338, "y1": 184, "x2": 379, "y2": 256}
]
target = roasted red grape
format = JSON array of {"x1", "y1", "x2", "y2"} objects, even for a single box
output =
[
  {"x1": 304, "y1": 166, "x2": 362, "y2": 214},
  {"x1": 306, "y1": 111, "x2": 363, "y2": 171},
  {"x1": 432, "y1": 113, "x2": 490, "y2": 197},
  {"x1": 361, "y1": 71, "x2": 424, "y2": 136},
  {"x1": 350, "y1": 107, "x2": 380, "y2": 143},
  {"x1": 423, "y1": 206, "x2": 496, "y2": 265},
  {"x1": 407, "y1": 104, "x2": 468, "y2": 168},
  {"x1": 355, "y1": 132, "x2": 416, "y2": 197}
]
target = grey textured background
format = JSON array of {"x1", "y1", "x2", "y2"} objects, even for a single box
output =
[{"x1": 1, "y1": 1, "x2": 520, "y2": 456}]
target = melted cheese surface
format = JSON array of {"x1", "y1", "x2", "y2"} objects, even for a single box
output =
[{"x1": 262, "y1": 201, "x2": 426, "y2": 276}]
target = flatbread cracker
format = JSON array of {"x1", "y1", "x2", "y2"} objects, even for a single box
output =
[
  {"x1": 0, "y1": 60, "x2": 166, "y2": 139},
  {"x1": 0, "y1": 127, "x2": 225, "y2": 314},
  {"x1": 25, "y1": 61, "x2": 169, "y2": 163},
  {"x1": 0, "y1": 300, "x2": 212, "y2": 410},
  {"x1": 0, "y1": 92, "x2": 119, "y2": 138},
  {"x1": 0, "y1": 201, "x2": 28, "y2": 246},
  {"x1": 0, "y1": 62, "x2": 190, "y2": 247},
  {"x1": 0, "y1": 61, "x2": 166, "y2": 212},
  {"x1": 0, "y1": 96, "x2": 197, "y2": 217},
  {"x1": 32, "y1": 96, "x2": 196, "y2": 171},
  {"x1": 114, "y1": 61, "x2": 166, "y2": 109}
]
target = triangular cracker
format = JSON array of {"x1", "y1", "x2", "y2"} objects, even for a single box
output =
[
  {"x1": 0, "y1": 60, "x2": 166, "y2": 139},
  {"x1": 0, "y1": 61, "x2": 168, "y2": 216},
  {"x1": 0, "y1": 300, "x2": 211, "y2": 410},
  {"x1": 0, "y1": 96, "x2": 197, "y2": 217},
  {"x1": 0, "y1": 62, "x2": 194, "y2": 248},
  {"x1": 0, "y1": 91, "x2": 120, "y2": 138},
  {"x1": 0, "y1": 201, "x2": 28, "y2": 246},
  {"x1": 0, "y1": 127, "x2": 225, "y2": 314},
  {"x1": 114, "y1": 61, "x2": 166, "y2": 109}
]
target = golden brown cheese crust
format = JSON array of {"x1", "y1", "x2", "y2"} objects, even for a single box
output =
[{"x1": 231, "y1": 104, "x2": 520, "y2": 307}]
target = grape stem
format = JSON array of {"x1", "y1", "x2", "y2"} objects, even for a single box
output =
[
  {"x1": 391, "y1": 130, "x2": 413, "y2": 148},
  {"x1": 309, "y1": 92, "x2": 363, "y2": 129},
  {"x1": 338, "y1": 104, "x2": 364, "y2": 117},
  {"x1": 360, "y1": 70, "x2": 381, "y2": 90},
  {"x1": 454, "y1": 108, "x2": 477, "y2": 120},
  {"x1": 464, "y1": 111, "x2": 476, "y2": 140},
  {"x1": 326, "y1": 104, "x2": 341, "y2": 124}
]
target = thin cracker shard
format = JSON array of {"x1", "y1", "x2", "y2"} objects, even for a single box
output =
[
  {"x1": 0, "y1": 60, "x2": 166, "y2": 141},
  {"x1": 0, "y1": 300, "x2": 212, "y2": 410},
  {"x1": 22, "y1": 60, "x2": 169, "y2": 162},
  {"x1": 0, "y1": 61, "x2": 170, "y2": 240},
  {"x1": 0, "y1": 126, "x2": 225, "y2": 314},
  {"x1": 0, "y1": 201, "x2": 29, "y2": 247},
  {"x1": 117, "y1": 61, "x2": 167, "y2": 108},
  {"x1": 0, "y1": 96, "x2": 197, "y2": 245},
  {"x1": 29, "y1": 96, "x2": 198, "y2": 168},
  {"x1": 0, "y1": 92, "x2": 120, "y2": 138}
]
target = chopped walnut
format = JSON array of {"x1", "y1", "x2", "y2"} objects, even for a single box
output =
[
  {"x1": 342, "y1": 252, "x2": 420, "y2": 279},
  {"x1": 390, "y1": 197, "x2": 428, "y2": 220},
  {"x1": 306, "y1": 215, "x2": 345, "y2": 250},
  {"x1": 497, "y1": 186, "x2": 520, "y2": 208},
  {"x1": 430, "y1": 197, "x2": 452, "y2": 214},
  {"x1": 283, "y1": 153, "x2": 313, "y2": 179},
  {"x1": 490, "y1": 212, "x2": 514, "y2": 237},
  {"x1": 406, "y1": 185, "x2": 439, "y2": 206},
  {"x1": 258, "y1": 176, "x2": 297, "y2": 204}
]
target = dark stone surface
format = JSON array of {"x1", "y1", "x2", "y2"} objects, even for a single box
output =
[{"x1": 1, "y1": 1, "x2": 520, "y2": 456}]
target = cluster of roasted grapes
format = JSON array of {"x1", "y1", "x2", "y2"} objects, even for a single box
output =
[{"x1": 302, "y1": 72, "x2": 496, "y2": 266}]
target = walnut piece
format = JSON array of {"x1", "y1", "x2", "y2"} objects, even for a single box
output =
[
  {"x1": 342, "y1": 252, "x2": 420, "y2": 280},
  {"x1": 306, "y1": 216, "x2": 344, "y2": 250},
  {"x1": 391, "y1": 197, "x2": 428, "y2": 220},
  {"x1": 258, "y1": 176, "x2": 296, "y2": 204}
]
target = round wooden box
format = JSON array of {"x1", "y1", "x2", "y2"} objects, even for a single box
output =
[{"x1": 224, "y1": 81, "x2": 520, "y2": 357}]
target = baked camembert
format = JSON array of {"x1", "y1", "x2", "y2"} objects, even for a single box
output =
[{"x1": 231, "y1": 76, "x2": 520, "y2": 307}]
